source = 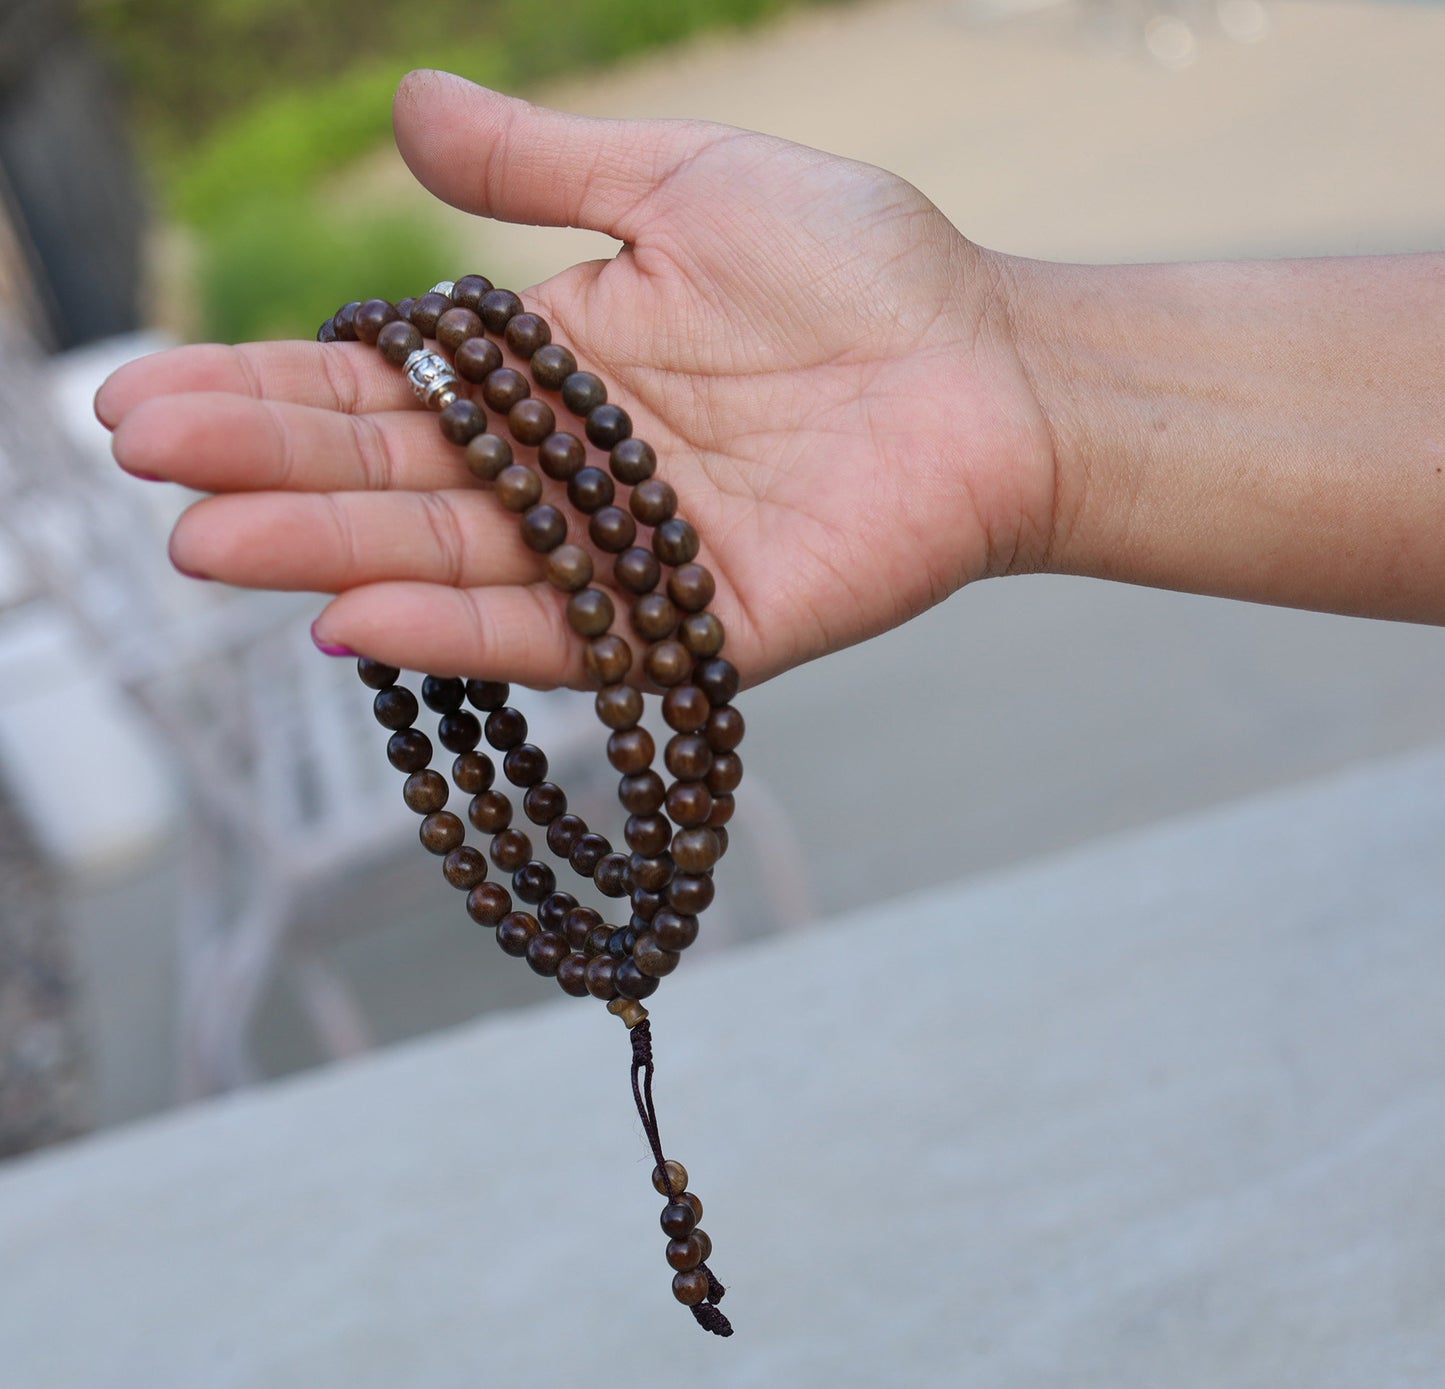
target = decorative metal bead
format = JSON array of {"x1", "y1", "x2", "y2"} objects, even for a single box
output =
[{"x1": 403, "y1": 348, "x2": 463, "y2": 411}]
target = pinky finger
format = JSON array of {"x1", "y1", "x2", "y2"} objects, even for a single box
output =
[{"x1": 311, "y1": 581, "x2": 589, "y2": 690}]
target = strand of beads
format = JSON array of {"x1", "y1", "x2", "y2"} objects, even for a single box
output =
[{"x1": 320, "y1": 278, "x2": 737, "y2": 1335}]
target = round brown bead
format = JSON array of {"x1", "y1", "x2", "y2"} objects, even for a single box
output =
[
  {"x1": 395, "y1": 297, "x2": 417, "y2": 321},
  {"x1": 715, "y1": 825, "x2": 731, "y2": 859},
  {"x1": 525, "y1": 929, "x2": 568, "y2": 977},
  {"x1": 662, "y1": 685, "x2": 710, "y2": 734},
  {"x1": 478, "y1": 288, "x2": 522, "y2": 333},
  {"x1": 706, "y1": 752, "x2": 743, "y2": 794},
  {"x1": 680, "y1": 1192, "x2": 703, "y2": 1222},
  {"x1": 386, "y1": 729, "x2": 431, "y2": 772},
  {"x1": 585, "y1": 923, "x2": 614, "y2": 955},
  {"x1": 567, "y1": 467, "x2": 614, "y2": 514},
  {"x1": 595, "y1": 684, "x2": 643, "y2": 730},
  {"x1": 537, "y1": 431, "x2": 586, "y2": 481},
  {"x1": 317, "y1": 317, "x2": 338, "y2": 343},
  {"x1": 652, "y1": 909, "x2": 699, "y2": 952},
  {"x1": 505, "y1": 312, "x2": 551, "y2": 358},
  {"x1": 481, "y1": 368, "x2": 529, "y2": 413},
  {"x1": 544, "y1": 545, "x2": 592, "y2": 593},
  {"x1": 707, "y1": 793, "x2": 735, "y2": 827},
  {"x1": 442, "y1": 844, "x2": 488, "y2": 890},
  {"x1": 653, "y1": 518, "x2": 700, "y2": 566},
  {"x1": 422, "y1": 675, "x2": 466, "y2": 712},
  {"x1": 513, "y1": 859, "x2": 557, "y2": 905},
  {"x1": 455, "y1": 336, "x2": 503, "y2": 383},
  {"x1": 634, "y1": 932, "x2": 680, "y2": 977},
  {"x1": 705, "y1": 705, "x2": 745, "y2": 752},
  {"x1": 569, "y1": 832, "x2": 611, "y2": 876},
  {"x1": 451, "y1": 274, "x2": 492, "y2": 310},
  {"x1": 464, "y1": 433, "x2": 513, "y2": 482},
  {"x1": 584, "y1": 954, "x2": 619, "y2": 1000},
  {"x1": 332, "y1": 302, "x2": 360, "y2": 340},
  {"x1": 561, "y1": 371, "x2": 606, "y2": 414},
  {"x1": 546, "y1": 814, "x2": 586, "y2": 857},
  {"x1": 508, "y1": 397, "x2": 555, "y2": 446},
  {"x1": 615, "y1": 958, "x2": 659, "y2": 1000},
  {"x1": 562, "y1": 905, "x2": 602, "y2": 950},
  {"x1": 660, "y1": 1200, "x2": 698, "y2": 1238},
  {"x1": 585, "y1": 635, "x2": 633, "y2": 685},
  {"x1": 694, "y1": 1228, "x2": 713, "y2": 1263},
  {"x1": 671, "y1": 827, "x2": 720, "y2": 874},
  {"x1": 408, "y1": 292, "x2": 452, "y2": 336},
  {"x1": 632, "y1": 889, "x2": 665, "y2": 923},
  {"x1": 668, "y1": 874, "x2": 715, "y2": 915},
  {"x1": 484, "y1": 707, "x2": 528, "y2": 750},
  {"x1": 609, "y1": 437, "x2": 656, "y2": 484},
  {"x1": 594, "y1": 851, "x2": 631, "y2": 898},
  {"x1": 589, "y1": 506, "x2": 636, "y2": 553},
  {"x1": 665, "y1": 734, "x2": 712, "y2": 781},
  {"x1": 606, "y1": 727, "x2": 655, "y2": 775},
  {"x1": 666, "y1": 781, "x2": 713, "y2": 828},
  {"x1": 630, "y1": 479, "x2": 677, "y2": 527},
  {"x1": 555, "y1": 953, "x2": 590, "y2": 997},
  {"x1": 420, "y1": 811, "x2": 465, "y2": 855},
  {"x1": 523, "y1": 781, "x2": 567, "y2": 824},
  {"x1": 375, "y1": 317, "x2": 421, "y2": 365},
  {"x1": 466, "y1": 880, "x2": 511, "y2": 926},
  {"x1": 631, "y1": 593, "x2": 679, "y2": 642},
  {"x1": 503, "y1": 743, "x2": 548, "y2": 787},
  {"x1": 520, "y1": 504, "x2": 567, "y2": 553},
  {"x1": 628, "y1": 853, "x2": 672, "y2": 893},
  {"x1": 652, "y1": 1160, "x2": 689, "y2": 1197},
  {"x1": 680, "y1": 612, "x2": 725, "y2": 658},
  {"x1": 668, "y1": 564, "x2": 715, "y2": 612},
  {"x1": 618, "y1": 771, "x2": 666, "y2": 815},
  {"x1": 537, "y1": 890, "x2": 576, "y2": 932},
  {"x1": 614, "y1": 547, "x2": 661, "y2": 595},
  {"x1": 438, "y1": 711, "x2": 482, "y2": 753},
  {"x1": 671, "y1": 1269, "x2": 709, "y2": 1307},
  {"x1": 491, "y1": 828, "x2": 533, "y2": 872},
  {"x1": 495, "y1": 910, "x2": 538, "y2": 957},
  {"x1": 566, "y1": 588, "x2": 614, "y2": 638},
  {"x1": 666, "y1": 1235, "x2": 704, "y2": 1272},
  {"x1": 697, "y1": 658, "x2": 740, "y2": 706},
  {"x1": 644, "y1": 641, "x2": 691, "y2": 688},
  {"x1": 403, "y1": 769, "x2": 448, "y2": 814},
  {"x1": 436, "y1": 306, "x2": 483, "y2": 351},
  {"x1": 374, "y1": 686, "x2": 419, "y2": 730},
  {"x1": 625, "y1": 813, "x2": 671, "y2": 856},
  {"x1": 469, "y1": 790, "x2": 512, "y2": 834},
  {"x1": 357, "y1": 658, "x2": 399, "y2": 690},
  {"x1": 585, "y1": 403, "x2": 631, "y2": 448},
  {"x1": 530, "y1": 343, "x2": 577, "y2": 390},
  {"x1": 467, "y1": 679, "x2": 511, "y2": 711},
  {"x1": 452, "y1": 751, "x2": 495, "y2": 793},
  {"x1": 354, "y1": 298, "x2": 398, "y2": 344},
  {"x1": 495, "y1": 465, "x2": 542, "y2": 513}
]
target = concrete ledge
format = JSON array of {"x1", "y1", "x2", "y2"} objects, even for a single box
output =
[{"x1": 3, "y1": 743, "x2": 1444, "y2": 1386}]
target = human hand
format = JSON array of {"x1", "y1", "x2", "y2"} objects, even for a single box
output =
[{"x1": 96, "y1": 70, "x2": 1057, "y2": 688}]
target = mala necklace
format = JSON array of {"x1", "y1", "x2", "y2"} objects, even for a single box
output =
[{"x1": 317, "y1": 278, "x2": 740, "y2": 1337}]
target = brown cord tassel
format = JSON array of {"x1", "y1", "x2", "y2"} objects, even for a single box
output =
[{"x1": 629, "y1": 1019, "x2": 733, "y2": 1336}]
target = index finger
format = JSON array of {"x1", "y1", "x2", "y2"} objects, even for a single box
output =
[{"x1": 94, "y1": 340, "x2": 420, "y2": 430}]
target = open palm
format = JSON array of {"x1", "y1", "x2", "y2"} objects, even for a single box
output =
[{"x1": 98, "y1": 71, "x2": 1056, "y2": 689}]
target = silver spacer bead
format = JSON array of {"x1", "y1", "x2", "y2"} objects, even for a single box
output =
[
  {"x1": 429, "y1": 281, "x2": 457, "y2": 299},
  {"x1": 403, "y1": 348, "x2": 462, "y2": 411}
]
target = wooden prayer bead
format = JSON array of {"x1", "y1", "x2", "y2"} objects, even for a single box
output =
[{"x1": 652, "y1": 1160, "x2": 689, "y2": 1197}]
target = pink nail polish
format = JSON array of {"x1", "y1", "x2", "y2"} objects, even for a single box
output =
[{"x1": 311, "y1": 624, "x2": 356, "y2": 658}]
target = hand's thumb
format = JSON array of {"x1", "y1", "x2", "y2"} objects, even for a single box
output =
[{"x1": 393, "y1": 69, "x2": 711, "y2": 240}]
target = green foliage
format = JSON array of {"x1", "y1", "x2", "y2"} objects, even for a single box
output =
[
  {"x1": 84, "y1": 0, "x2": 833, "y2": 340},
  {"x1": 198, "y1": 195, "x2": 449, "y2": 345}
]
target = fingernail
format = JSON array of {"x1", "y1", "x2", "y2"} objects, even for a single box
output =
[{"x1": 311, "y1": 623, "x2": 356, "y2": 658}]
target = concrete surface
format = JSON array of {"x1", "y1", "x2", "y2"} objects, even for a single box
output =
[{"x1": 4, "y1": 741, "x2": 1444, "y2": 1387}]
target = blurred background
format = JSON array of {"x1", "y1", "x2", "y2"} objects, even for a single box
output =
[{"x1": 1, "y1": 0, "x2": 1443, "y2": 1158}]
